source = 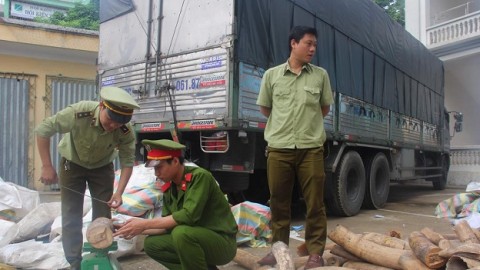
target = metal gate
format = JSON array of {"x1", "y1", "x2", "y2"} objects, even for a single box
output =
[
  {"x1": 46, "y1": 76, "x2": 97, "y2": 190},
  {"x1": 0, "y1": 73, "x2": 36, "y2": 187}
]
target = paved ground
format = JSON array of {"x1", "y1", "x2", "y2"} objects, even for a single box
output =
[
  {"x1": 112, "y1": 182, "x2": 463, "y2": 270},
  {"x1": 37, "y1": 182, "x2": 463, "y2": 269}
]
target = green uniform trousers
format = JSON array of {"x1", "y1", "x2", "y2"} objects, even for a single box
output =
[
  {"x1": 59, "y1": 157, "x2": 114, "y2": 267},
  {"x1": 267, "y1": 147, "x2": 327, "y2": 255},
  {"x1": 144, "y1": 225, "x2": 237, "y2": 270}
]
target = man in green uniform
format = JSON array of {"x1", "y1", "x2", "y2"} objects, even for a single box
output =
[
  {"x1": 35, "y1": 86, "x2": 139, "y2": 270},
  {"x1": 113, "y1": 139, "x2": 237, "y2": 270},
  {"x1": 256, "y1": 26, "x2": 334, "y2": 269}
]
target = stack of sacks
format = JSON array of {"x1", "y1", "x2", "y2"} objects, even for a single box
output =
[{"x1": 113, "y1": 164, "x2": 163, "y2": 218}]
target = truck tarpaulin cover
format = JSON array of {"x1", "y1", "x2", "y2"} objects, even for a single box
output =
[
  {"x1": 100, "y1": 0, "x2": 134, "y2": 23},
  {"x1": 236, "y1": 0, "x2": 444, "y2": 125}
]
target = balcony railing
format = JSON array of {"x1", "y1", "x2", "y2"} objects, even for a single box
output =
[
  {"x1": 427, "y1": 10, "x2": 480, "y2": 47},
  {"x1": 450, "y1": 146, "x2": 480, "y2": 165},
  {"x1": 432, "y1": 0, "x2": 480, "y2": 25},
  {"x1": 448, "y1": 146, "x2": 480, "y2": 186}
]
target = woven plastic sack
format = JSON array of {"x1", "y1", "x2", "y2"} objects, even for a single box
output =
[
  {"x1": 231, "y1": 201, "x2": 272, "y2": 247},
  {"x1": 113, "y1": 164, "x2": 163, "y2": 217}
]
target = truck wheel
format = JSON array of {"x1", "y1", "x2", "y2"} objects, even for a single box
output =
[
  {"x1": 432, "y1": 157, "x2": 448, "y2": 190},
  {"x1": 363, "y1": 152, "x2": 390, "y2": 209},
  {"x1": 244, "y1": 169, "x2": 270, "y2": 205},
  {"x1": 327, "y1": 151, "x2": 366, "y2": 216}
]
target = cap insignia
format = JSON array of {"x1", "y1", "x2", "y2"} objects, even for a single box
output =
[{"x1": 103, "y1": 100, "x2": 134, "y2": 116}]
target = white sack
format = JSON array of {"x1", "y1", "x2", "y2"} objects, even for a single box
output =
[
  {"x1": 110, "y1": 214, "x2": 146, "y2": 258},
  {"x1": 49, "y1": 216, "x2": 62, "y2": 242},
  {"x1": 48, "y1": 193, "x2": 93, "y2": 242},
  {"x1": 0, "y1": 181, "x2": 39, "y2": 219},
  {"x1": 12, "y1": 202, "x2": 61, "y2": 243},
  {"x1": 0, "y1": 222, "x2": 18, "y2": 248},
  {"x1": 0, "y1": 240, "x2": 69, "y2": 269},
  {"x1": 0, "y1": 219, "x2": 16, "y2": 239},
  {"x1": 111, "y1": 234, "x2": 146, "y2": 259}
]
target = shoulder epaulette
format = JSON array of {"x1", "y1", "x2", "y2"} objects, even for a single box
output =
[
  {"x1": 120, "y1": 125, "x2": 131, "y2": 135},
  {"x1": 76, "y1": 111, "x2": 94, "y2": 119}
]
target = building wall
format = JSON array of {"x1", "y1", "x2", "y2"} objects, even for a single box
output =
[
  {"x1": 0, "y1": 55, "x2": 96, "y2": 190},
  {"x1": 405, "y1": 0, "x2": 428, "y2": 43},
  {"x1": 0, "y1": 20, "x2": 98, "y2": 52},
  {"x1": 406, "y1": 0, "x2": 480, "y2": 148},
  {"x1": 406, "y1": 0, "x2": 480, "y2": 187},
  {"x1": 444, "y1": 58, "x2": 480, "y2": 146},
  {"x1": 0, "y1": 19, "x2": 98, "y2": 190}
]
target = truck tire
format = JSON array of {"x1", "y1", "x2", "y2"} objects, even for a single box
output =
[
  {"x1": 432, "y1": 156, "x2": 448, "y2": 190},
  {"x1": 363, "y1": 152, "x2": 390, "y2": 209},
  {"x1": 244, "y1": 169, "x2": 270, "y2": 205},
  {"x1": 326, "y1": 151, "x2": 366, "y2": 216}
]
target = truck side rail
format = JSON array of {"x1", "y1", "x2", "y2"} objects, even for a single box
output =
[{"x1": 335, "y1": 94, "x2": 442, "y2": 151}]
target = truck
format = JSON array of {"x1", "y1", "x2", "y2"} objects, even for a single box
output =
[{"x1": 97, "y1": 0, "x2": 463, "y2": 216}]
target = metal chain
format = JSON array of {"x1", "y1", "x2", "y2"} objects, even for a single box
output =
[{"x1": 60, "y1": 184, "x2": 110, "y2": 204}]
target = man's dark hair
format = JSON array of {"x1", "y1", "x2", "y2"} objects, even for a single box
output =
[{"x1": 288, "y1": 26, "x2": 317, "y2": 52}]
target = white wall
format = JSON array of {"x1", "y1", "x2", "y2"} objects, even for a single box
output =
[
  {"x1": 405, "y1": 0, "x2": 428, "y2": 43},
  {"x1": 406, "y1": 0, "x2": 480, "y2": 187},
  {"x1": 444, "y1": 56, "x2": 480, "y2": 146}
]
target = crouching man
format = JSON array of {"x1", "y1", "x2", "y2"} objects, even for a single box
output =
[{"x1": 113, "y1": 139, "x2": 238, "y2": 270}]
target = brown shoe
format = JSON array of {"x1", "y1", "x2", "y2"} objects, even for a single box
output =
[
  {"x1": 304, "y1": 254, "x2": 324, "y2": 269},
  {"x1": 257, "y1": 252, "x2": 277, "y2": 266}
]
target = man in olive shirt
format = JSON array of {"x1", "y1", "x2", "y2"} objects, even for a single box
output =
[
  {"x1": 256, "y1": 26, "x2": 334, "y2": 269},
  {"x1": 35, "y1": 86, "x2": 139, "y2": 269},
  {"x1": 113, "y1": 139, "x2": 237, "y2": 270}
]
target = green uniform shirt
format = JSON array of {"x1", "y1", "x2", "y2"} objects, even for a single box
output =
[
  {"x1": 257, "y1": 61, "x2": 334, "y2": 149},
  {"x1": 162, "y1": 166, "x2": 238, "y2": 236},
  {"x1": 35, "y1": 101, "x2": 136, "y2": 169}
]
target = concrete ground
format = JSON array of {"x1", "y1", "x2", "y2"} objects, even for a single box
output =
[
  {"x1": 112, "y1": 182, "x2": 463, "y2": 270},
  {"x1": 37, "y1": 182, "x2": 463, "y2": 269}
]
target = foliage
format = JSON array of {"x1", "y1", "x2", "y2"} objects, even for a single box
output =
[
  {"x1": 34, "y1": 0, "x2": 99, "y2": 31},
  {"x1": 373, "y1": 0, "x2": 405, "y2": 26}
]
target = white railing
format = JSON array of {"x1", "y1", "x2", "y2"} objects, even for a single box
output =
[
  {"x1": 450, "y1": 145, "x2": 480, "y2": 166},
  {"x1": 432, "y1": 0, "x2": 480, "y2": 25},
  {"x1": 448, "y1": 145, "x2": 480, "y2": 187},
  {"x1": 426, "y1": 11, "x2": 480, "y2": 47}
]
